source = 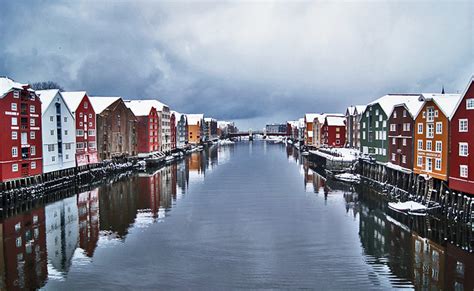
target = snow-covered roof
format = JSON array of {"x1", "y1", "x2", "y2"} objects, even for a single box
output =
[
  {"x1": 417, "y1": 93, "x2": 462, "y2": 120},
  {"x1": 0, "y1": 77, "x2": 30, "y2": 98},
  {"x1": 368, "y1": 94, "x2": 421, "y2": 116},
  {"x1": 61, "y1": 91, "x2": 87, "y2": 112},
  {"x1": 204, "y1": 117, "x2": 216, "y2": 122},
  {"x1": 287, "y1": 120, "x2": 299, "y2": 127},
  {"x1": 451, "y1": 76, "x2": 474, "y2": 119},
  {"x1": 354, "y1": 105, "x2": 367, "y2": 115},
  {"x1": 346, "y1": 106, "x2": 356, "y2": 115},
  {"x1": 89, "y1": 96, "x2": 121, "y2": 114},
  {"x1": 171, "y1": 111, "x2": 186, "y2": 125},
  {"x1": 305, "y1": 113, "x2": 321, "y2": 122},
  {"x1": 388, "y1": 96, "x2": 425, "y2": 119},
  {"x1": 37, "y1": 89, "x2": 60, "y2": 114},
  {"x1": 325, "y1": 116, "x2": 346, "y2": 126},
  {"x1": 298, "y1": 118, "x2": 305, "y2": 128},
  {"x1": 124, "y1": 99, "x2": 169, "y2": 116},
  {"x1": 187, "y1": 114, "x2": 204, "y2": 125}
]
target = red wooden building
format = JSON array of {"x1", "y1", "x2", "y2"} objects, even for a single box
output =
[
  {"x1": 322, "y1": 116, "x2": 346, "y2": 147},
  {"x1": 170, "y1": 112, "x2": 176, "y2": 150},
  {"x1": 449, "y1": 77, "x2": 474, "y2": 195},
  {"x1": 61, "y1": 91, "x2": 99, "y2": 166},
  {"x1": 124, "y1": 100, "x2": 160, "y2": 154},
  {"x1": 0, "y1": 77, "x2": 43, "y2": 181},
  {"x1": 387, "y1": 99, "x2": 423, "y2": 171}
]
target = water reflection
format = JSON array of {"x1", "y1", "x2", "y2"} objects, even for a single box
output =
[{"x1": 0, "y1": 142, "x2": 471, "y2": 289}]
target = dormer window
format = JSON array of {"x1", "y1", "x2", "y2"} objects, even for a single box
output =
[{"x1": 13, "y1": 90, "x2": 19, "y2": 98}]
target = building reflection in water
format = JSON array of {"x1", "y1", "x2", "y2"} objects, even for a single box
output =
[{"x1": 77, "y1": 189, "x2": 99, "y2": 257}]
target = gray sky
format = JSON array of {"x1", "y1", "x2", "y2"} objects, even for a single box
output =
[{"x1": 1, "y1": 0, "x2": 472, "y2": 130}]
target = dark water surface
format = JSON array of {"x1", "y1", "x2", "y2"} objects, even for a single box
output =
[{"x1": 1, "y1": 141, "x2": 472, "y2": 290}]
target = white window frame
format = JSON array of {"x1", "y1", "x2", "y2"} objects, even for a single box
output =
[
  {"x1": 426, "y1": 140, "x2": 432, "y2": 151},
  {"x1": 391, "y1": 153, "x2": 396, "y2": 161},
  {"x1": 460, "y1": 165, "x2": 468, "y2": 178},
  {"x1": 417, "y1": 156, "x2": 423, "y2": 167},
  {"x1": 30, "y1": 131, "x2": 35, "y2": 140},
  {"x1": 11, "y1": 103, "x2": 17, "y2": 111},
  {"x1": 435, "y1": 141, "x2": 442, "y2": 152},
  {"x1": 30, "y1": 105, "x2": 35, "y2": 113},
  {"x1": 418, "y1": 140, "x2": 423, "y2": 150},
  {"x1": 435, "y1": 122, "x2": 442, "y2": 134},
  {"x1": 459, "y1": 119, "x2": 468, "y2": 132},
  {"x1": 31, "y1": 162, "x2": 36, "y2": 169},
  {"x1": 459, "y1": 142, "x2": 468, "y2": 157},
  {"x1": 11, "y1": 117, "x2": 17, "y2": 126},
  {"x1": 12, "y1": 164, "x2": 18, "y2": 172},
  {"x1": 435, "y1": 158, "x2": 441, "y2": 171},
  {"x1": 417, "y1": 123, "x2": 423, "y2": 134},
  {"x1": 466, "y1": 98, "x2": 474, "y2": 110},
  {"x1": 427, "y1": 124, "x2": 434, "y2": 138},
  {"x1": 403, "y1": 138, "x2": 407, "y2": 146},
  {"x1": 12, "y1": 131, "x2": 17, "y2": 140},
  {"x1": 12, "y1": 147, "x2": 18, "y2": 158}
]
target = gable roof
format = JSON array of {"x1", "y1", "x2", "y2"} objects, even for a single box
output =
[
  {"x1": 36, "y1": 89, "x2": 60, "y2": 113},
  {"x1": 187, "y1": 114, "x2": 204, "y2": 125},
  {"x1": 450, "y1": 76, "x2": 474, "y2": 119},
  {"x1": 0, "y1": 77, "x2": 31, "y2": 98},
  {"x1": 365, "y1": 94, "x2": 421, "y2": 118},
  {"x1": 346, "y1": 106, "x2": 356, "y2": 116},
  {"x1": 388, "y1": 96, "x2": 424, "y2": 119},
  {"x1": 89, "y1": 96, "x2": 121, "y2": 114},
  {"x1": 61, "y1": 91, "x2": 88, "y2": 112},
  {"x1": 124, "y1": 99, "x2": 169, "y2": 116},
  {"x1": 354, "y1": 105, "x2": 367, "y2": 115},
  {"x1": 417, "y1": 93, "x2": 462, "y2": 119},
  {"x1": 325, "y1": 116, "x2": 346, "y2": 126}
]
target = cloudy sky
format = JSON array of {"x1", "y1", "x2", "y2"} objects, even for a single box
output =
[{"x1": 1, "y1": 0, "x2": 472, "y2": 129}]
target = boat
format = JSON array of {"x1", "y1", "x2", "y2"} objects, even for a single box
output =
[
  {"x1": 334, "y1": 173, "x2": 360, "y2": 184},
  {"x1": 134, "y1": 160, "x2": 147, "y2": 171},
  {"x1": 301, "y1": 151, "x2": 309, "y2": 156},
  {"x1": 388, "y1": 201, "x2": 427, "y2": 216}
]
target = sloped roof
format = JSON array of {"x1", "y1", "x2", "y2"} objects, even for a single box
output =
[
  {"x1": 418, "y1": 93, "x2": 462, "y2": 119},
  {"x1": 389, "y1": 96, "x2": 425, "y2": 119},
  {"x1": 61, "y1": 91, "x2": 87, "y2": 112},
  {"x1": 89, "y1": 96, "x2": 121, "y2": 114},
  {"x1": 0, "y1": 77, "x2": 30, "y2": 98},
  {"x1": 325, "y1": 116, "x2": 346, "y2": 126},
  {"x1": 204, "y1": 117, "x2": 216, "y2": 122},
  {"x1": 37, "y1": 89, "x2": 60, "y2": 114},
  {"x1": 451, "y1": 76, "x2": 474, "y2": 119},
  {"x1": 368, "y1": 94, "x2": 421, "y2": 116},
  {"x1": 346, "y1": 106, "x2": 356, "y2": 115},
  {"x1": 187, "y1": 114, "x2": 204, "y2": 125},
  {"x1": 124, "y1": 99, "x2": 169, "y2": 116},
  {"x1": 354, "y1": 105, "x2": 367, "y2": 115},
  {"x1": 305, "y1": 113, "x2": 321, "y2": 122}
]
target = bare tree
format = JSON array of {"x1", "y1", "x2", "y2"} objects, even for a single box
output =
[{"x1": 31, "y1": 81, "x2": 64, "y2": 91}]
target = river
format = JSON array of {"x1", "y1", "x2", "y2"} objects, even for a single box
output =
[{"x1": 0, "y1": 141, "x2": 472, "y2": 290}]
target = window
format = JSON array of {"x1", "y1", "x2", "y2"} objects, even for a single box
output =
[
  {"x1": 52, "y1": 156, "x2": 56, "y2": 162},
  {"x1": 435, "y1": 158, "x2": 441, "y2": 170},
  {"x1": 47, "y1": 144, "x2": 55, "y2": 152},
  {"x1": 31, "y1": 146, "x2": 36, "y2": 156},
  {"x1": 434, "y1": 110, "x2": 439, "y2": 117},
  {"x1": 426, "y1": 158, "x2": 433, "y2": 171},
  {"x1": 12, "y1": 147, "x2": 18, "y2": 158},
  {"x1": 89, "y1": 122, "x2": 92, "y2": 127},
  {"x1": 12, "y1": 131, "x2": 17, "y2": 140},
  {"x1": 375, "y1": 121, "x2": 379, "y2": 128},
  {"x1": 427, "y1": 107, "x2": 435, "y2": 122},
  {"x1": 436, "y1": 122, "x2": 442, "y2": 134},
  {"x1": 31, "y1": 162, "x2": 36, "y2": 169},
  {"x1": 80, "y1": 112, "x2": 83, "y2": 118},
  {"x1": 66, "y1": 154, "x2": 69, "y2": 160},
  {"x1": 402, "y1": 155, "x2": 406, "y2": 164},
  {"x1": 84, "y1": 101, "x2": 88, "y2": 109},
  {"x1": 418, "y1": 140, "x2": 423, "y2": 150},
  {"x1": 382, "y1": 120, "x2": 386, "y2": 127},
  {"x1": 50, "y1": 129, "x2": 54, "y2": 136},
  {"x1": 89, "y1": 113, "x2": 92, "y2": 119},
  {"x1": 30, "y1": 131, "x2": 35, "y2": 140},
  {"x1": 382, "y1": 148, "x2": 386, "y2": 156},
  {"x1": 11, "y1": 103, "x2": 17, "y2": 111},
  {"x1": 403, "y1": 110, "x2": 407, "y2": 117},
  {"x1": 436, "y1": 141, "x2": 442, "y2": 152},
  {"x1": 65, "y1": 143, "x2": 71, "y2": 150},
  {"x1": 64, "y1": 117, "x2": 68, "y2": 122},
  {"x1": 77, "y1": 142, "x2": 84, "y2": 149},
  {"x1": 422, "y1": 111, "x2": 426, "y2": 119},
  {"x1": 459, "y1": 143, "x2": 468, "y2": 156},
  {"x1": 363, "y1": 122, "x2": 366, "y2": 129},
  {"x1": 417, "y1": 123, "x2": 423, "y2": 134},
  {"x1": 89, "y1": 142, "x2": 96, "y2": 148},
  {"x1": 460, "y1": 165, "x2": 468, "y2": 178},
  {"x1": 417, "y1": 156, "x2": 423, "y2": 166},
  {"x1": 79, "y1": 121, "x2": 83, "y2": 126},
  {"x1": 77, "y1": 129, "x2": 84, "y2": 136},
  {"x1": 13, "y1": 90, "x2": 19, "y2": 98},
  {"x1": 30, "y1": 118, "x2": 35, "y2": 126},
  {"x1": 12, "y1": 117, "x2": 17, "y2": 126},
  {"x1": 391, "y1": 153, "x2": 396, "y2": 161},
  {"x1": 467, "y1": 98, "x2": 474, "y2": 109},
  {"x1": 366, "y1": 111, "x2": 369, "y2": 117},
  {"x1": 426, "y1": 140, "x2": 432, "y2": 151},
  {"x1": 64, "y1": 130, "x2": 68, "y2": 136},
  {"x1": 392, "y1": 138, "x2": 396, "y2": 145},
  {"x1": 403, "y1": 123, "x2": 410, "y2": 131},
  {"x1": 427, "y1": 124, "x2": 434, "y2": 138},
  {"x1": 403, "y1": 138, "x2": 407, "y2": 146},
  {"x1": 30, "y1": 105, "x2": 35, "y2": 113},
  {"x1": 362, "y1": 131, "x2": 366, "y2": 140},
  {"x1": 390, "y1": 124, "x2": 396, "y2": 131},
  {"x1": 459, "y1": 119, "x2": 468, "y2": 132},
  {"x1": 375, "y1": 109, "x2": 379, "y2": 115},
  {"x1": 393, "y1": 111, "x2": 397, "y2": 118},
  {"x1": 12, "y1": 164, "x2": 18, "y2": 172}
]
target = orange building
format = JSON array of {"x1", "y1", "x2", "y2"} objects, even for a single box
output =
[
  {"x1": 186, "y1": 114, "x2": 203, "y2": 145},
  {"x1": 304, "y1": 113, "x2": 318, "y2": 146},
  {"x1": 413, "y1": 94, "x2": 461, "y2": 181}
]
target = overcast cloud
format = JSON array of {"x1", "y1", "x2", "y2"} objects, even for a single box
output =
[{"x1": 1, "y1": 0, "x2": 472, "y2": 129}]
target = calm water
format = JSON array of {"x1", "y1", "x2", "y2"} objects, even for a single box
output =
[{"x1": 1, "y1": 141, "x2": 472, "y2": 290}]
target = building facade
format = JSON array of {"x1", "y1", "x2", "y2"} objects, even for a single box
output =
[
  {"x1": 89, "y1": 97, "x2": 137, "y2": 160},
  {"x1": 124, "y1": 100, "x2": 160, "y2": 154},
  {"x1": 386, "y1": 97, "x2": 424, "y2": 171},
  {"x1": 0, "y1": 77, "x2": 43, "y2": 181},
  {"x1": 312, "y1": 115, "x2": 325, "y2": 148},
  {"x1": 187, "y1": 114, "x2": 204, "y2": 144},
  {"x1": 204, "y1": 118, "x2": 218, "y2": 141},
  {"x1": 304, "y1": 114, "x2": 319, "y2": 146},
  {"x1": 413, "y1": 93, "x2": 461, "y2": 181},
  {"x1": 158, "y1": 104, "x2": 171, "y2": 153},
  {"x1": 37, "y1": 90, "x2": 76, "y2": 173},
  {"x1": 322, "y1": 116, "x2": 346, "y2": 147},
  {"x1": 345, "y1": 105, "x2": 366, "y2": 148},
  {"x1": 449, "y1": 78, "x2": 474, "y2": 195},
  {"x1": 61, "y1": 91, "x2": 99, "y2": 166},
  {"x1": 265, "y1": 123, "x2": 286, "y2": 134},
  {"x1": 170, "y1": 112, "x2": 176, "y2": 150},
  {"x1": 175, "y1": 113, "x2": 188, "y2": 149}
]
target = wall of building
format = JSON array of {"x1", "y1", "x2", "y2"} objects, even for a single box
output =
[
  {"x1": 388, "y1": 105, "x2": 414, "y2": 170},
  {"x1": 74, "y1": 95, "x2": 98, "y2": 166},
  {"x1": 359, "y1": 103, "x2": 389, "y2": 162}
]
